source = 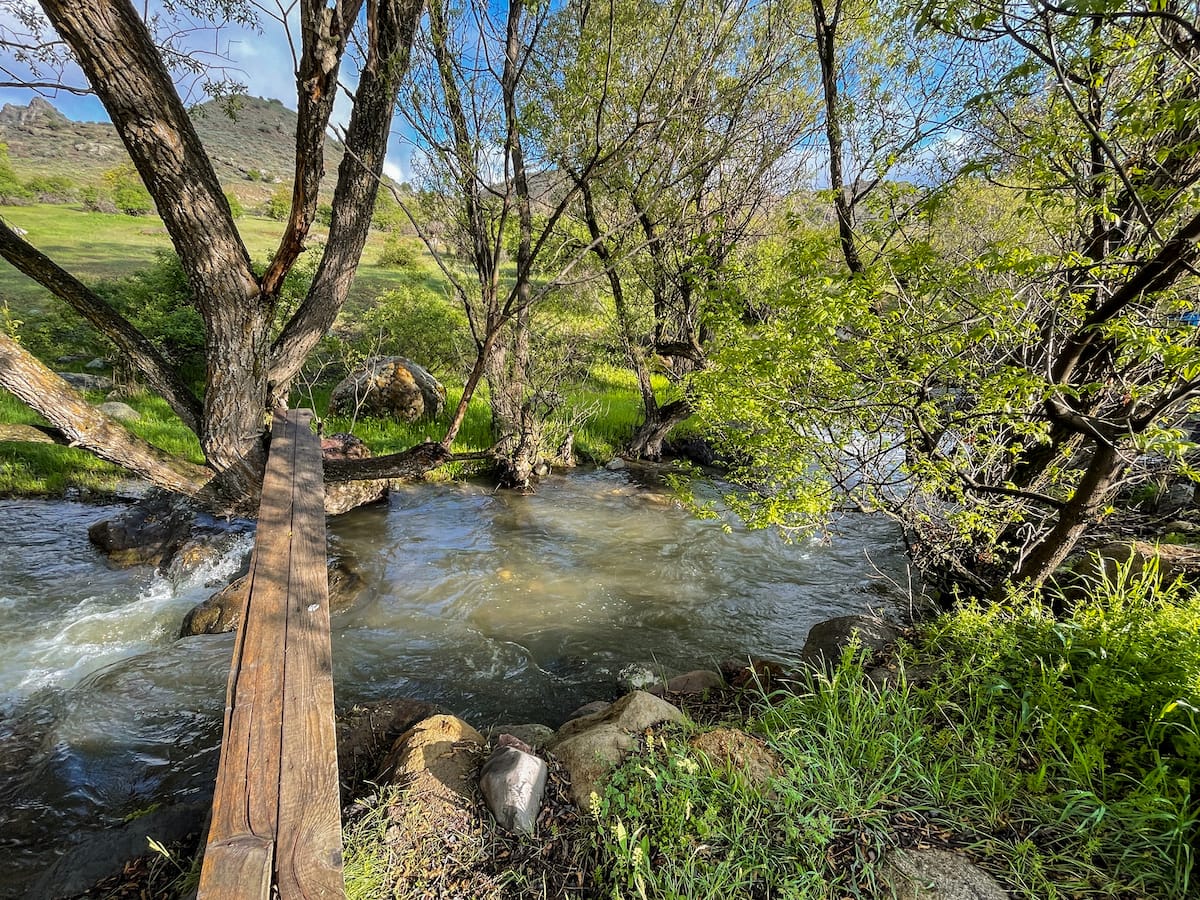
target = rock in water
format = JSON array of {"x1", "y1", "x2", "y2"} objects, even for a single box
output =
[
  {"x1": 479, "y1": 743, "x2": 548, "y2": 834},
  {"x1": 328, "y1": 356, "x2": 445, "y2": 422}
]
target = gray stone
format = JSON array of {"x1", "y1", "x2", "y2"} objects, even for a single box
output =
[
  {"x1": 565, "y1": 700, "x2": 610, "y2": 723},
  {"x1": 57, "y1": 371, "x2": 113, "y2": 392},
  {"x1": 605, "y1": 457, "x2": 627, "y2": 471},
  {"x1": 549, "y1": 691, "x2": 686, "y2": 810},
  {"x1": 96, "y1": 400, "x2": 141, "y2": 422},
  {"x1": 617, "y1": 662, "x2": 661, "y2": 692},
  {"x1": 550, "y1": 724, "x2": 636, "y2": 810},
  {"x1": 800, "y1": 615, "x2": 900, "y2": 668},
  {"x1": 87, "y1": 494, "x2": 196, "y2": 568},
  {"x1": 479, "y1": 745, "x2": 548, "y2": 834},
  {"x1": 881, "y1": 848, "x2": 1007, "y2": 900},
  {"x1": 85, "y1": 357, "x2": 109, "y2": 370},
  {"x1": 649, "y1": 668, "x2": 725, "y2": 698},
  {"x1": 179, "y1": 557, "x2": 366, "y2": 636},
  {"x1": 485, "y1": 723, "x2": 555, "y2": 749},
  {"x1": 325, "y1": 478, "x2": 389, "y2": 516},
  {"x1": 328, "y1": 356, "x2": 445, "y2": 422},
  {"x1": 551, "y1": 690, "x2": 686, "y2": 746}
]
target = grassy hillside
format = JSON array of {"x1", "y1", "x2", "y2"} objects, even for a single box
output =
[{"x1": 0, "y1": 95, "x2": 344, "y2": 206}]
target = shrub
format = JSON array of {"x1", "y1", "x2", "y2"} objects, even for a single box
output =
[
  {"x1": 358, "y1": 287, "x2": 470, "y2": 373},
  {"x1": 79, "y1": 185, "x2": 117, "y2": 214},
  {"x1": 264, "y1": 184, "x2": 291, "y2": 220},
  {"x1": 0, "y1": 143, "x2": 31, "y2": 203},
  {"x1": 224, "y1": 191, "x2": 244, "y2": 219},
  {"x1": 24, "y1": 174, "x2": 75, "y2": 202},
  {"x1": 103, "y1": 164, "x2": 153, "y2": 215},
  {"x1": 376, "y1": 232, "x2": 420, "y2": 269}
]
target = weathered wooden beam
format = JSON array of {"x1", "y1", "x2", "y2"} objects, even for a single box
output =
[{"x1": 198, "y1": 410, "x2": 343, "y2": 899}]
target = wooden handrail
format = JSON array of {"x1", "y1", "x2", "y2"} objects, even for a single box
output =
[{"x1": 198, "y1": 409, "x2": 344, "y2": 899}]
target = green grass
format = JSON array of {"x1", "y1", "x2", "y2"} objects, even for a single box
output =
[
  {"x1": 0, "y1": 203, "x2": 429, "y2": 319},
  {"x1": 587, "y1": 562, "x2": 1200, "y2": 899},
  {"x1": 0, "y1": 387, "x2": 204, "y2": 496}
]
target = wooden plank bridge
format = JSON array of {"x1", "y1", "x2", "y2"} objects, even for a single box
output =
[{"x1": 198, "y1": 409, "x2": 344, "y2": 899}]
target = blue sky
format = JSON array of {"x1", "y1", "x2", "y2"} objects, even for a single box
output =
[{"x1": 0, "y1": 3, "x2": 414, "y2": 182}]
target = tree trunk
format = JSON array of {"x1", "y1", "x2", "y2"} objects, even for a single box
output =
[
  {"x1": 627, "y1": 398, "x2": 692, "y2": 461},
  {"x1": 0, "y1": 331, "x2": 211, "y2": 496}
]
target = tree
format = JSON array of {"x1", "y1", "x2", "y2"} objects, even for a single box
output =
[
  {"x1": 555, "y1": 0, "x2": 814, "y2": 459},
  {"x1": 695, "y1": 0, "x2": 1200, "y2": 597},
  {"x1": 0, "y1": 0, "x2": 442, "y2": 512}
]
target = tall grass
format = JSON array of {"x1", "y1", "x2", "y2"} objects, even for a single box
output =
[{"x1": 588, "y1": 561, "x2": 1200, "y2": 899}]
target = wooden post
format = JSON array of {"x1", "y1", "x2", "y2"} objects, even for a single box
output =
[{"x1": 199, "y1": 410, "x2": 343, "y2": 899}]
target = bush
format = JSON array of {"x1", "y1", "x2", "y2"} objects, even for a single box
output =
[
  {"x1": 79, "y1": 185, "x2": 117, "y2": 214},
  {"x1": 224, "y1": 191, "x2": 244, "y2": 219},
  {"x1": 24, "y1": 175, "x2": 75, "y2": 202},
  {"x1": 358, "y1": 287, "x2": 470, "y2": 373},
  {"x1": 264, "y1": 184, "x2": 291, "y2": 220},
  {"x1": 0, "y1": 142, "x2": 31, "y2": 204},
  {"x1": 376, "y1": 233, "x2": 420, "y2": 269},
  {"x1": 103, "y1": 164, "x2": 153, "y2": 216}
]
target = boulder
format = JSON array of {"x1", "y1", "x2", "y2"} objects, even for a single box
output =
[
  {"x1": 549, "y1": 724, "x2": 637, "y2": 810},
  {"x1": 85, "y1": 357, "x2": 109, "y2": 370},
  {"x1": 564, "y1": 700, "x2": 610, "y2": 723},
  {"x1": 87, "y1": 494, "x2": 195, "y2": 567},
  {"x1": 328, "y1": 356, "x2": 445, "y2": 422},
  {"x1": 57, "y1": 371, "x2": 113, "y2": 392},
  {"x1": 880, "y1": 848, "x2": 1007, "y2": 900},
  {"x1": 381, "y1": 715, "x2": 484, "y2": 838},
  {"x1": 179, "y1": 557, "x2": 366, "y2": 636},
  {"x1": 689, "y1": 728, "x2": 781, "y2": 791},
  {"x1": 648, "y1": 669, "x2": 725, "y2": 698},
  {"x1": 1063, "y1": 540, "x2": 1200, "y2": 593},
  {"x1": 479, "y1": 743, "x2": 549, "y2": 834},
  {"x1": 337, "y1": 698, "x2": 443, "y2": 801},
  {"x1": 0, "y1": 423, "x2": 56, "y2": 444},
  {"x1": 548, "y1": 691, "x2": 686, "y2": 810},
  {"x1": 800, "y1": 615, "x2": 901, "y2": 669},
  {"x1": 551, "y1": 690, "x2": 686, "y2": 746},
  {"x1": 95, "y1": 400, "x2": 141, "y2": 423},
  {"x1": 320, "y1": 431, "x2": 371, "y2": 460},
  {"x1": 604, "y1": 457, "x2": 627, "y2": 471}
]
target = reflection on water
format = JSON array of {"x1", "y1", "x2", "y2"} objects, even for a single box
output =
[{"x1": 0, "y1": 472, "x2": 908, "y2": 896}]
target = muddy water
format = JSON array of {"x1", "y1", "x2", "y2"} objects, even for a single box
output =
[{"x1": 0, "y1": 471, "x2": 909, "y2": 896}]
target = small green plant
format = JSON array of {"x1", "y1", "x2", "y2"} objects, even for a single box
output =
[
  {"x1": 264, "y1": 184, "x2": 291, "y2": 220},
  {"x1": 103, "y1": 164, "x2": 153, "y2": 215},
  {"x1": 376, "y1": 232, "x2": 420, "y2": 269},
  {"x1": 224, "y1": 191, "x2": 244, "y2": 219}
]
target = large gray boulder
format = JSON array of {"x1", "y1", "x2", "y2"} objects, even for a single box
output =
[
  {"x1": 328, "y1": 356, "x2": 445, "y2": 422},
  {"x1": 179, "y1": 557, "x2": 366, "y2": 636}
]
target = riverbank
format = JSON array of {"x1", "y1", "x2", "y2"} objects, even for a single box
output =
[{"x1": 51, "y1": 559, "x2": 1200, "y2": 899}]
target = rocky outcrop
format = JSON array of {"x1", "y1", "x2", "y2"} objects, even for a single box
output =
[
  {"x1": 87, "y1": 494, "x2": 196, "y2": 567},
  {"x1": 881, "y1": 848, "x2": 1007, "y2": 900},
  {"x1": 548, "y1": 691, "x2": 686, "y2": 809},
  {"x1": 328, "y1": 357, "x2": 445, "y2": 422},
  {"x1": 95, "y1": 401, "x2": 140, "y2": 422}
]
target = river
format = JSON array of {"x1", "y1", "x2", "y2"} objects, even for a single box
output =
[{"x1": 0, "y1": 469, "x2": 909, "y2": 896}]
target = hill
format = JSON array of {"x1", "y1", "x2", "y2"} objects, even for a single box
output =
[{"x1": 0, "y1": 95, "x2": 344, "y2": 204}]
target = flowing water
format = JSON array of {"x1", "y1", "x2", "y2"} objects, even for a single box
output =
[{"x1": 0, "y1": 470, "x2": 910, "y2": 896}]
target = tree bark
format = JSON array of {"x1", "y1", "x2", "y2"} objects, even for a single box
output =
[{"x1": 0, "y1": 331, "x2": 211, "y2": 495}]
